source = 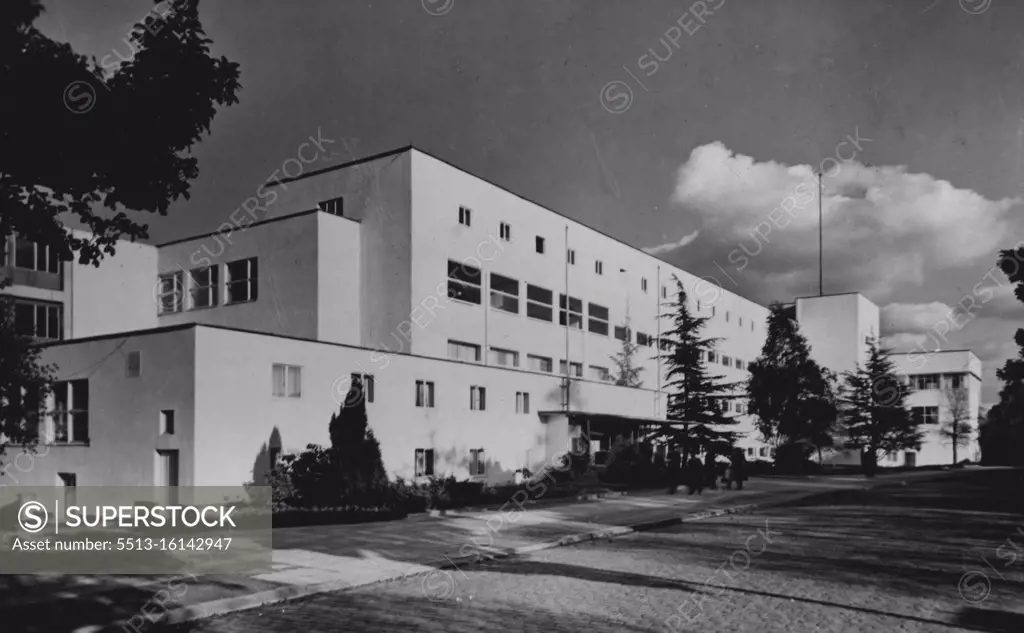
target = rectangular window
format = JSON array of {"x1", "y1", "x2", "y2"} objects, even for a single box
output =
[
  {"x1": 528, "y1": 354, "x2": 553, "y2": 373},
  {"x1": 499, "y1": 222, "x2": 511, "y2": 241},
  {"x1": 416, "y1": 380, "x2": 435, "y2": 408},
  {"x1": 914, "y1": 374, "x2": 940, "y2": 390},
  {"x1": 587, "y1": 303, "x2": 609, "y2": 336},
  {"x1": 12, "y1": 235, "x2": 61, "y2": 274},
  {"x1": 470, "y1": 386, "x2": 487, "y2": 411},
  {"x1": 589, "y1": 365, "x2": 610, "y2": 382},
  {"x1": 659, "y1": 338, "x2": 673, "y2": 351},
  {"x1": 489, "y1": 347, "x2": 519, "y2": 368},
  {"x1": 158, "y1": 271, "x2": 183, "y2": 314},
  {"x1": 536, "y1": 236, "x2": 545, "y2": 253},
  {"x1": 559, "y1": 360, "x2": 583, "y2": 378},
  {"x1": 739, "y1": 317, "x2": 743, "y2": 327},
  {"x1": 526, "y1": 284, "x2": 554, "y2": 321},
  {"x1": 489, "y1": 272, "x2": 519, "y2": 314},
  {"x1": 662, "y1": 286, "x2": 668, "y2": 299},
  {"x1": 759, "y1": 447, "x2": 768, "y2": 458},
  {"x1": 447, "y1": 260, "x2": 482, "y2": 304},
  {"x1": 912, "y1": 406, "x2": 939, "y2": 425},
  {"x1": 559, "y1": 294, "x2": 583, "y2": 329},
  {"x1": 595, "y1": 261, "x2": 603, "y2": 275},
  {"x1": 318, "y1": 197, "x2": 344, "y2": 217},
  {"x1": 515, "y1": 392, "x2": 531, "y2": 414},
  {"x1": 949, "y1": 374, "x2": 964, "y2": 389},
  {"x1": 469, "y1": 448, "x2": 486, "y2": 476},
  {"x1": 641, "y1": 278, "x2": 648, "y2": 292},
  {"x1": 126, "y1": 351, "x2": 142, "y2": 378},
  {"x1": 726, "y1": 311, "x2": 731, "y2": 322},
  {"x1": 448, "y1": 340, "x2": 481, "y2": 362},
  {"x1": 637, "y1": 332, "x2": 653, "y2": 347},
  {"x1": 707, "y1": 351, "x2": 718, "y2": 364},
  {"x1": 415, "y1": 448, "x2": 435, "y2": 477},
  {"x1": 189, "y1": 266, "x2": 219, "y2": 309},
  {"x1": 11, "y1": 299, "x2": 62, "y2": 340},
  {"x1": 160, "y1": 410, "x2": 175, "y2": 435},
  {"x1": 614, "y1": 325, "x2": 631, "y2": 342},
  {"x1": 736, "y1": 359, "x2": 745, "y2": 370},
  {"x1": 459, "y1": 206, "x2": 471, "y2": 226},
  {"x1": 225, "y1": 258, "x2": 258, "y2": 305},
  {"x1": 52, "y1": 379, "x2": 89, "y2": 444},
  {"x1": 271, "y1": 364, "x2": 302, "y2": 397},
  {"x1": 567, "y1": 249, "x2": 576, "y2": 265},
  {"x1": 722, "y1": 355, "x2": 732, "y2": 367},
  {"x1": 747, "y1": 447, "x2": 755, "y2": 457},
  {"x1": 350, "y1": 373, "x2": 375, "y2": 404},
  {"x1": 752, "y1": 321, "x2": 755, "y2": 332}
]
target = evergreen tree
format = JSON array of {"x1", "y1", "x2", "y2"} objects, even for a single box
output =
[
  {"x1": 746, "y1": 303, "x2": 837, "y2": 454},
  {"x1": 980, "y1": 245, "x2": 1024, "y2": 464},
  {"x1": 839, "y1": 338, "x2": 922, "y2": 476},
  {"x1": 657, "y1": 277, "x2": 740, "y2": 463},
  {"x1": 329, "y1": 377, "x2": 388, "y2": 503},
  {"x1": 610, "y1": 316, "x2": 644, "y2": 388}
]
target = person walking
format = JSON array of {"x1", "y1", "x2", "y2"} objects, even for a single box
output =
[
  {"x1": 727, "y1": 448, "x2": 748, "y2": 490},
  {"x1": 666, "y1": 446, "x2": 681, "y2": 494},
  {"x1": 704, "y1": 452, "x2": 718, "y2": 490},
  {"x1": 686, "y1": 455, "x2": 704, "y2": 495}
]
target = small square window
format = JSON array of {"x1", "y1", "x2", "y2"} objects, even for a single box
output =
[
  {"x1": 160, "y1": 410, "x2": 175, "y2": 435},
  {"x1": 126, "y1": 351, "x2": 142, "y2": 378},
  {"x1": 272, "y1": 364, "x2": 302, "y2": 398}
]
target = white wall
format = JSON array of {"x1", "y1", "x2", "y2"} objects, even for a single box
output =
[
  {"x1": 797, "y1": 293, "x2": 876, "y2": 378},
  {"x1": 191, "y1": 325, "x2": 661, "y2": 487},
  {"x1": 70, "y1": 238, "x2": 160, "y2": 338}
]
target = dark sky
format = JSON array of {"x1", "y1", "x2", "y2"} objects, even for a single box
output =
[{"x1": 37, "y1": 0, "x2": 1024, "y2": 404}]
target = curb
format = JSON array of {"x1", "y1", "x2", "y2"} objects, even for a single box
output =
[{"x1": 159, "y1": 497, "x2": 778, "y2": 627}]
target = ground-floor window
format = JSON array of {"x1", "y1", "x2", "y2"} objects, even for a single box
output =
[
  {"x1": 469, "y1": 449, "x2": 486, "y2": 476},
  {"x1": 415, "y1": 448, "x2": 435, "y2": 477},
  {"x1": 515, "y1": 391, "x2": 530, "y2": 414}
]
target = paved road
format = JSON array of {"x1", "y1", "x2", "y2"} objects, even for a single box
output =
[{"x1": 168, "y1": 468, "x2": 1024, "y2": 633}]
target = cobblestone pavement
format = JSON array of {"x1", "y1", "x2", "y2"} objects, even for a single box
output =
[{"x1": 168, "y1": 468, "x2": 1024, "y2": 633}]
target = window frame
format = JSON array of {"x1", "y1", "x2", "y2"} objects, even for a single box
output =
[
  {"x1": 318, "y1": 196, "x2": 344, "y2": 217},
  {"x1": 528, "y1": 354, "x2": 553, "y2": 373},
  {"x1": 470, "y1": 385, "x2": 487, "y2": 411},
  {"x1": 489, "y1": 347, "x2": 520, "y2": 368},
  {"x1": 499, "y1": 222, "x2": 511, "y2": 241},
  {"x1": 458, "y1": 206, "x2": 472, "y2": 226},
  {"x1": 535, "y1": 236, "x2": 545, "y2": 253},
  {"x1": 515, "y1": 391, "x2": 531, "y2": 414},
  {"x1": 225, "y1": 257, "x2": 258, "y2": 305},
  {"x1": 447, "y1": 259, "x2": 483, "y2": 305},
  {"x1": 415, "y1": 448, "x2": 435, "y2": 477},
  {"x1": 469, "y1": 448, "x2": 486, "y2": 476},
  {"x1": 271, "y1": 363, "x2": 302, "y2": 398},
  {"x1": 526, "y1": 283, "x2": 554, "y2": 322},
  {"x1": 489, "y1": 272, "x2": 520, "y2": 314},
  {"x1": 559, "y1": 294, "x2": 583, "y2": 330},
  {"x1": 447, "y1": 340, "x2": 482, "y2": 363},
  {"x1": 416, "y1": 380, "x2": 436, "y2": 408},
  {"x1": 52, "y1": 379, "x2": 89, "y2": 444},
  {"x1": 188, "y1": 265, "x2": 219, "y2": 310},
  {"x1": 12, "y1": 298, "x2": 63, "y2": 341},
  {"x1": 158, "y1": 271, "x2": 184, "y2": 315},
  {"x1": 587, "y1": 302, "x2": 609, "y2": 336}
]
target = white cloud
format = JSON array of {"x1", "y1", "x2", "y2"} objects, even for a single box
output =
[
  {"x1": 643, "y1": 229, "x2": 701, "y2": 255},
  {"x1": 881, "y1": 332, "x2": 928, "y2": 351},
  {"x1": 881, "y1": 302, "x2": 955, "y2": 334}
]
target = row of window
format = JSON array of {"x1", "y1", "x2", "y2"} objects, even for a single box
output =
[
  {"x1": 3, "y1": 235, "x2": 63, "y2": 274},
  {"x1": 414, "y1": 447, "x2": 488, "y2": 478},
  {"x1": 157, "y1": 257, "x2": 258, "y2": 315},
  {"x1": 11, "y1": 298, "x2": 63, "y2": 341},
  {"x1": 906, "y1": 373, "x2": 965, "y2": 391},
  {"x1": 447, "y1": 338, "x2": 748, "y2": 376},
  {"x1": 454, "y1": 212, "x2": 757, "y2": 332}
]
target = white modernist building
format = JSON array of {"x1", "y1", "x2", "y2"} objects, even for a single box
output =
[{"x1": 0, "y1": 146, "x2": 980, "y2": 488}]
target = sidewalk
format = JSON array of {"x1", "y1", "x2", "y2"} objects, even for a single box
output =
[{"x1": 0, "y1": 472, "x2": 937, "y2": 633}]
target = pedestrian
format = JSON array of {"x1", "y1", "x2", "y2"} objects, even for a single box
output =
[
  {"x1": 687, "y1": 456, "x2": 704, "y2": 495},
  {"x1": 666, "y1": 446, "x2": 681, "y2": 494},
  {"x1": 727, "y1": 448, "x2": 748, "y2": 490},
  {"x1": 704, "y1": 452, "x2": 718, "y2": 490}
]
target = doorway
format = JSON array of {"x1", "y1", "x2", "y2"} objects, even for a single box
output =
[{"x1": 155, "y1": 449, "x2": 179, "y2": 505}]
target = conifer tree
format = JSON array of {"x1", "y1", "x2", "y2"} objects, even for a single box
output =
[
  {"x1": 746, "y1": 303, "x2": 837, "y2": 453},
  {"x1": 610, "y1": 315, "x2": 644, "y2": 388},
  {"x1": 329, "y1": 376, "x2": 387, "y2": 502},
  {"x1": 657, "y1": 277, "x2": 740, "y2": 463},
  {"x1": 980, "y1": 245, "x2": 1024, "y2": 464},
  {"x1": 839, "y1": 338, "x2": 921, "y2": 476}
]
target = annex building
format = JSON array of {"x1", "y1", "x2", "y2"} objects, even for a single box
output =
[{"x1": 1, "y1": 147, "x2": 981, "y2": 488}]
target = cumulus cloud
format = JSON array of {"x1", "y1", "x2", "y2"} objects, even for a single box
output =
[
  {"x1": 881, "y1": 302, "x2": 955, "y2": 334},
  {"x1": 654, "y1": 140, "x2": 1024, "y2": 306},
  {"x1": 643, "y1": 229, "x2": 701, "y2": 255}
]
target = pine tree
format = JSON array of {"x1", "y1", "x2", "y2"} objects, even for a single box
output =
[
  {"x1": 980, "y1": 245, "x2": 1024, "y2": 464},
  {"x1": 328, "y1": 377, "x2": 387, "y2": 503},
  {"x1": 839, "y1": 338, "x2": 922, "y2": 476},
  {"x1": 746, "y1": 303, "x2": 837, "y2": 454},
  {"x1": 657, "y1": 277, "x2": 741, "y2": 463},
  {"x1": 610, "y1": 316, "x2": 644, "y2": 388}
]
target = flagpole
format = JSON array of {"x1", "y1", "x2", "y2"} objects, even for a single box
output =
[
  {"x1": 564, "y1": 224, "x2": 570, "y2": 413},
  {"x1": 656, "y1": 264, "x2": 661, "y2": 418},
  {"x1": 818, "y1": 171, "x2": 823, "y2": 296}
]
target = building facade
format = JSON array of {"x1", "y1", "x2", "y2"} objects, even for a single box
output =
[{"x1": 0, "y1": 146, "x2": 982, "y2": 487}]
